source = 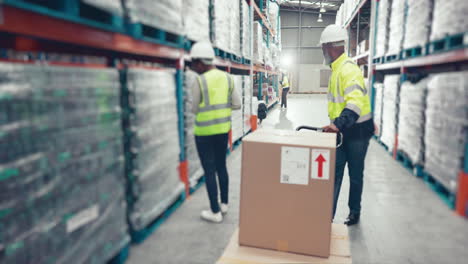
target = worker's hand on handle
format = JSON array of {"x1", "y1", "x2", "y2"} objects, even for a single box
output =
[{"x1": 322, "y1": 124, "x2": 339, "y2": 133}]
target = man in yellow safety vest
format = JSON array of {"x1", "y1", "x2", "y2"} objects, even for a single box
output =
[
  {"x1": 280, "y1": 72, "x2": 290, "y2": 109},
  {"x1": 319, "y1": 25, "x2": 374, "y2": 226},
  {"x1": 190, "y1": 42, "x2": 241, "y2": 223}
]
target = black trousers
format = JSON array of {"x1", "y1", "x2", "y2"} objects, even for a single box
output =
[
  {"x1": 281, "y1": 88, "x2": 289, "y2": 108},
  {"x1": 332, "y1": 136, "x2": 371, "y2": 218},
  {"x1": 195, "y1": 133, "x2": 229, "y2": 213}
]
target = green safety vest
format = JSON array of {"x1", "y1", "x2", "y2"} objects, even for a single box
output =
[
  {"x1": 194, "y1": 69, "x2": 233, "y2": 136},
  {"x1": 328, "y1": 53, "x2": 372, "y2": 123},
  {"x1": 282, "y1": 75, "x2": 290, "y2": 88}
]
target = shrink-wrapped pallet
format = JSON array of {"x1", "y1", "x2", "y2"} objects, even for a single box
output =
[
  {"x1": 425, "y1": 72, "x2": 468, "y2": 193},
  {"x1": 397, "y1": 78, "x2": 430, "y2": 165},
  {"x1": 124, "y1": 0, "x2": 183, "y2": 35},
  {"x1": 380, "y1": 75, "x2": 400, "y2": 152}
]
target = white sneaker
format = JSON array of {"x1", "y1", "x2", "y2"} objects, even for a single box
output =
[
  {"x1": 220, "y1": 203, "x2": 228, "y2": 214},
  {"x1": 201, "y1": 210, "x2": 223, "y2": 223}
]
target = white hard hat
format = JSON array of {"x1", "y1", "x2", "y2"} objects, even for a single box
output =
[
  {"x1": 190, "y1": 41, "x2": 215, "y2": 61},
  {"x1": 318, "y1": 24, "x2": 348, "y2": 46}
]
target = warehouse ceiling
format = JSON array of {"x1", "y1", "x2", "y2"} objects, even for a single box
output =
[{"x1": 279, "y1": 0, "x2": 342, "y2": 12}]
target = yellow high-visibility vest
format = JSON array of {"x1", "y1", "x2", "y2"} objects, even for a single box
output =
[
  {"x1": 194, "y1": 69, "x2": 233, "y2": 136},
  {"x1": 328, "y1": 53, "x2": 371, "y2": 123},
  {"x1": 282, "y1": 75, "x2": 290, "y2": 88}
]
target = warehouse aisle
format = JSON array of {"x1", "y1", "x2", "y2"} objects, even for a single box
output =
[{"x1": 127, "y1": 95, "x2": 468, "y2": 264}]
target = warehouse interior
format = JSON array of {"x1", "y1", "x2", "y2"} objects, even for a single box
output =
[{"x1": 0, "y1": 1, "x2": 467, "y2": 264}]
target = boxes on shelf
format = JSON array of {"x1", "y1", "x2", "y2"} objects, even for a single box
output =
[
  {"x1": 403, "y1": 0, "x2": 433, "y2": 50},
  {"x1": 240, "y1": 129, "x2": 337, "y2": 257},
  {"x1": 230, "y1": 0, "x2": 241, "y2": 56},
  {"x1": 123, "y1": 0, "x2": 184, "y2": 35},
  {"x1": 0, "y1": 62, "x2": 129, "y2": 264},
  {"x1": 380, "y1": 75, "x2": 400, "y2": 152},
  {"x1": 122, "y1": 67, "x2": 184, "y2": 232},
  {"x1": 243, "y1": 76, "x2": 253, "y2": 135},
  {"x1": 375, "y1": 0, "x2": 391, "y2": 58},
  {"x1": 397, "y1": 78, "x2": 430, "y2": 166},
  {"x1": 424, "y1": 72, "x2": 468, "y2": 194},
  {"x1": 386, "y1": 0, "x2": 406, "y2": 56},
  {"x1": 358, "y1": 40, "x2": 369, "y2": 55},
  {"x1": 183, "y1": 69, "x2": 203, "y2": 184},
  {"x1": 232, "y1": 75, "x2": 244, "y2": 143},
  {"x1": 336, "y1": 4, "x2": 344, "y2": 26},
  {"x1": 253, "y1": 21, "x2": 264, "y2": 64},
  {"x1": 213, "y1": 0, "x2": 242, "y2": 55},
  {"x1": 241, "y1": 0, "x2": 252, "y2": 59},
  {"x1": 431, "y1": 0, "x2": 468, "y2": 41},
  {"x1": 373, "y1": 82, "x2": 384, "y2": 137},
  {"x1": 183, "y1": 0, "x2": 210, "y2": 42},
  {"x1": 267, "y1": 2, "x2": 279, "y2": 33}
]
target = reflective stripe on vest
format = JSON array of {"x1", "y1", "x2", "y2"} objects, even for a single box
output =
[{"x1": 194, "y1": 69, "x2": 233, "y2": 136}]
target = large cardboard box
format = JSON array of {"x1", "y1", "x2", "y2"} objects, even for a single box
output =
[
  {"x1": 239, "y1": 129, "x2": 337, "y2": 257},
  {"x1": 218, "y1": 224, "x2": 351, "y2": 264}
]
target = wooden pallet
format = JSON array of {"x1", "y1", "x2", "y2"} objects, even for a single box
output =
[
  {"x1": 422, "y1": 171, "x2": 456, "y2": 210},
  {"x1": 130, "y1": 191, "x2": 186, "y2": 243},
  {"x1": 402, "y1": 46, "x2": 427, "y2": 59},
  {"x1": 126, "y1": 23, "x2": 184, "y2": 48},
  {"x1": 428, "y1": 32, "x2": 468, "y2": 54},
  {"x1": 4, "y1": 0, "x2": 125, "y2": 32}
]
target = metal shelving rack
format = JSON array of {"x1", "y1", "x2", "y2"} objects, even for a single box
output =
[
  {"x1": 252, "y1": 0, "x2": 280, "y2": 108},
  {"x1": 0, "y1": 1, "x2": 285, "y2": 257},
  {"x1": 341, "y1": 0, "x2": 372, "y2": 78},
  {"x1": 367, "y1": 0, "x2": 468, "y2": 217}
]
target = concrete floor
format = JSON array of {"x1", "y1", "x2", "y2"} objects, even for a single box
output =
[{"x1": 127, "y1": 94, "x2": 468, "y2": 264}]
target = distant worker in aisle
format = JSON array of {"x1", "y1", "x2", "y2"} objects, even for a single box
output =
[
  {"x1": 319, "y1": 25, "x2": 374, "y2": 226},
  {"x1": 190, "y1": 42, "x2": 241, "y2": 223},
  {"x1": 280, "y1": 71, "x2": 290, "y2": 109}
]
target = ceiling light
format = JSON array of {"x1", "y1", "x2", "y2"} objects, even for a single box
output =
[
  {"x1": 320, "y1": 6, "x2": 326, "y2": 13},
  {"x1": 317, "y1": 13, "x2": 323, "y2": 22}
]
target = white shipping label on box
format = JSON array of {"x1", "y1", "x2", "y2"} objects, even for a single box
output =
[
  {"x1": 67, "y1": 205, "x2": 99, "y2": 233},
  {"x1": 280, "y1": 146, "x2": 310, "y2": 185},
  {"x1": 311, "y1": 149, "x2": 330, "y2": 180}
]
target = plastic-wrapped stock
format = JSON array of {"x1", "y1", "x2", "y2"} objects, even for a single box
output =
[
  {"x1": 230, "y1": 0, "x2": 241, "y2": 56},
  {"x1": 380, "y1": 75, "x2": 400, "y2": 152},
  {"x1": 375, "y1": 0, "x2": 391, "y2": 57},
  {"x1": 213, "y1": 0, "x2": 231, "y2": 52},
  {"x1": 403, "y1": 0, "x2": 432, "y2": 49},
  {"x1": 424, "y1": 72, "x2": 468, "y2": 193},
  {"x1": 387, "y1": 0, "x2": 406, "y2": 56},
  {"x1": 431, "y1": 0, "x2": 468, "y2": 41},
  {"x1": 397, "y1": 78, "x2": 430, "y2": 165},
  {"x1": 123, "y1": 67, "x2": 184, "y2": 231},
  {"x1": 335, "y1": 4, "x2": 343, "y2": 26},
  {"x1": 373, "y1": 82, "x2": 384, "y2": 137},
  {"x1": 253, "y1": 21, "x2": 264, "y2": 63},
  {"x1": 232, "y1": 75, "x2": 244, "y2": 142},
  {"x1": 183, "y1": 69, "x2": 203, "y2": 185},
  {"x1": 268, "y1": 3, "x2": 280, "y2": 34},
  {"x1": 183, "y1": 0, "x2": 210, "y2": 42},
  {"x1": 82, "y1": 0, "x2": 124, "y2": 15},
  {"x1": 243, "y1": 76, "x2": 252, "y2": 134},
  {"x1": 0, "y1": 62, "x2": 128, "y2": 264},
  {"x1": 124, "y1": 0, "x2": 183, "y2": 35},
  {"x1": 241, "y1": 0, "x2": 252, "y2": 59}
]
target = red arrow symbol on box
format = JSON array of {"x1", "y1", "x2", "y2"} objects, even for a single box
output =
[{"x1": 315, "y1": 154, "x2": 326, "y2": 178}]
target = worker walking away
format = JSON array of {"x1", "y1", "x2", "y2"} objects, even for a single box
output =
[
  {"x1": 280, "y1": 71, "x2": 290, "y2": 109},
  {"x1": 190, "y1": 42, "x2": 241, "y2": 223},
  {"x1": 318, "y1": 25, "x2": 374, "y2": 226}
]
